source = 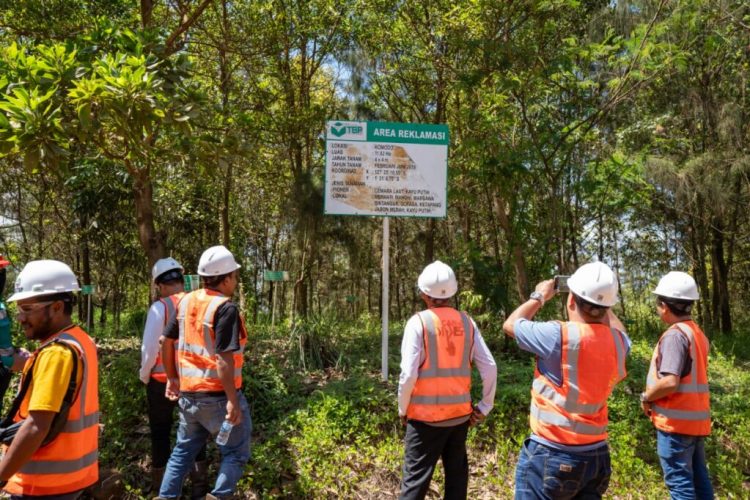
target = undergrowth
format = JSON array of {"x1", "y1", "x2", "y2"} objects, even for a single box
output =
[{"x1": 87, "y1": 312, "x2": 750, "y2": 498}]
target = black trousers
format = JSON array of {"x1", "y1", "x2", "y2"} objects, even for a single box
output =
[
  {"x1": 146, "y1": 379, "x2": 206, "y2": 468},
  {"x1": 399, "y1": 419, "x2": 470, "y2": 500}
]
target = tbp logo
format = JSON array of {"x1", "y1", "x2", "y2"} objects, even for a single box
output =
[{"x1": 328, "y1": 121, "x2": 365, "y2": 140}]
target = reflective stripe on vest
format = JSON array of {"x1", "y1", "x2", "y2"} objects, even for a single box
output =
[
  {"x1": 151, "y1": 293, "x2": 184, "y2": 382},
  {"x1": 406, "y1": 308, "x2": 474, "y2": 423},
  {"x1": 6, "y1": 327, "x2": 99, "y2": 495},
  {"x1": 530, "y1": 405, "x2": 607, "y2": 435},
  {"x1": 646, "y1": 321, "x2": 710, "y2": 435},
  {"x1": 176, "y1": 289, "x2": 246, "y2": 392},
  {"x1": 530, "y1": 322, "x2": 627, "y2": 446}
]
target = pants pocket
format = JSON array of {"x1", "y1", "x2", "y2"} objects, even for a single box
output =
[
  {"x1": 595, "y1": 453, "x2": 612, "y2": 495},
  {"x1": 542, "y1": 453, "x2": 586, "y2": 500}
]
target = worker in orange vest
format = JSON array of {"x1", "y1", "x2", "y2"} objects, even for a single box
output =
[
  {"x1": 140, "y1": 258, "x2": 207, "y2": 496},
  {"x1": 503, "y1": 262, "x2": 630, "y2": 499},
  {"x1": 640, "y1": 272, "x2": 713, "y2": 499},
  {"x1": 156, "y1": 246, "x2": 250, "y2": 500},
  {"x1": 0, "y1": 260, "x2": 99, "y2": 498},
  {"x1": 398, "y1": 261, "x2": 497, "y2": 500}
]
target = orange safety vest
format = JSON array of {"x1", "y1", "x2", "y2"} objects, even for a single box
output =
[
  {"x1": 176, "y1": 289, "x2": 247, "y2": 392},
  {"x1": 150, "y1": 292, "x2": 185, "y2": 383},
  {"x1": 5, "y1": 326, "x2": 99, "y2": 496},
  {"x1": 647, "y1": 321, "x2": 710, "y2": 436},
  {"x1": 530, "y1": 322, "x2": 627, "y2": 446},
  {"x1": 406, "y1": 308, "x2": 475, "y2": 423}
]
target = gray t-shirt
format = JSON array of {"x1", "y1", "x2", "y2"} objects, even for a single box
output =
[{"x1": 657, "y1": 328, "x2": 691, "y2": 378}]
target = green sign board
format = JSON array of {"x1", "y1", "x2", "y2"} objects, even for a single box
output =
[
  {"x1": 81, "y1": 284, "x2": 96, "y2": 295},
  {"x1": 264, "y1": 271, "x2": 289, "y2": 282},
  {"x1": 184, "y1": 275, "x2": 201, "y2": 292},
  {"x1": 325, "y1": 120, "x2": 449, "y2": 218}
]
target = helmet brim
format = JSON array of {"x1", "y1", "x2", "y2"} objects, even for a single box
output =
[
  {"x1": 7, "y1": 289, "x2": 80, "y2": 302},
  {"x1": 198, "y1": 262, "x2": 241, "y2": 277}
]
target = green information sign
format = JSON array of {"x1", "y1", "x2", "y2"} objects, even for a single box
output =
[
  {"x1": 325, "y1": 120, "x2": 449, "y2": 218},
  {"x1": 184, "y1": 274, "x2": 201, "y2": 292},
  {"x1": 264, "y1": 271, "x2": 289, "y2": 282},
  {"x1": 81, "y1": 285, "x2": 96, "y2": 295}
]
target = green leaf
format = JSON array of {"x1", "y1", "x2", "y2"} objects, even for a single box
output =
[{"x1": 78, "y1": 102, "x2": 92, "y2": 129}]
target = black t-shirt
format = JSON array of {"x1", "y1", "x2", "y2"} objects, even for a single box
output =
[{"x1": 164, "y1": 297, "x2": 241, "y2": 353}]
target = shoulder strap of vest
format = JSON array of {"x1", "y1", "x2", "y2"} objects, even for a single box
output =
[{"x1": 0, "y1": 339, "x2": 80, "y2": 446}]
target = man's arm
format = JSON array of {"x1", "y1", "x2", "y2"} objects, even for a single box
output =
[
  {"x1": 0, "y1": 410, "x2": 55, "y2": 481},
  {"x1": 641, "y1": 331, "x2": 687, "y2": 415},
  {"x1": 502, "y1": 279, "x2": 557, "y2": 337},
  {"x1": 213, "y1": 302, "x2": 242, "y2": 425},
  {"x1": 162, "y1": 337, "x2": 179, "y2": 401},
  {"x1": 397, "y1": 315, "x2": 423, "y2": 425},
  {"x1": 469, "y1": 322, "x2": 497, "y2": 425},
  {"x1": 216, "y1": 351, "x2": 240, "y2": 425},
  {"x1": 140, "y1": 302, "x2": 166, "y2": 384}
]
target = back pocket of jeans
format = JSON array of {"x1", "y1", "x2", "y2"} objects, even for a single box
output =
[{"x1": 543, "y1": 455, "x2": 586, "y2": 499}]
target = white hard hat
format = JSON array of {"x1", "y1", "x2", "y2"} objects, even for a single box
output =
[
  {"x1": 152, "y1": 257, "x2": 184, "y2": 283},
  {"x1": 8, "y1": 260, "x2": 80, "y2": 302},
  {"x1": 567, "y1": 261, "x2": 619, "y2": 307},
  {"x1": 653, "y1": 271, "x2": 699, "y2": 301},
  {"x1": 417, "y1": 260, "x2": 458, "y2": 299},
  {"x1": 198, "y1": 245, "x2": 241, "y2": 277}
]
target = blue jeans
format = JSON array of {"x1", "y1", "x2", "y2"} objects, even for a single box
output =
[
  {"x1": 159, "y1": 392, "x2": 252, "y2": 498},
  {"x1": 656, "y1": 430, "x2": 714, "y2": 500},
  {"x1": 514, "y1": 438, "x2": 611, "y2": 499}
]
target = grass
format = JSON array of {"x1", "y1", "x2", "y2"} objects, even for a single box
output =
[{"x1": 89, "y1": 313, "x2": 750, "y2": 498}]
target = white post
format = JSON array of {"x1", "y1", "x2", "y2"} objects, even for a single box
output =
[{"x1": 381, "y1": 216, "x2": 390, "y2": 382}]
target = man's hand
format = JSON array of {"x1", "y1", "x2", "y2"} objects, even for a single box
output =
[
  {"x1": 535, "y1": 279, "x2": 557, "y2": 303},
  {"x1": 165, "y1": 377, "x2": 180, "y2": 401},
  {"x1": 11, "y1": 349, "x2": 30, "y2": 372},
  {"x1": 400, "y1": 415, "x2": 407, "y2": 426},
  {"x1": 469, "y1": 406, "x2": 486, "y2": 426},
  {"x1": 225, "y1": 398, "x2": 241, "y2": 425},
  {"x1": 641, "y1": 400, "x2": 652, "y2": 417}
]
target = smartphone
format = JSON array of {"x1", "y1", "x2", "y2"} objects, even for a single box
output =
[{"x1": 554, "y1": 275, "x2": 570, "y2": 293}]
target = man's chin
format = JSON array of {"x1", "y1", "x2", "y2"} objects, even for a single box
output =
[{"x1": 22, "y1": 328, "x2": 44, "y2": 340}]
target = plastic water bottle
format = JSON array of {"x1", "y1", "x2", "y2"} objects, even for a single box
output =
[{"x1": 216, "y1": 420, "x2": 234, "y2": 446}]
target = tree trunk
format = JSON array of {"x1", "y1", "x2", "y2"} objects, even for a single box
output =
[
  {"x1": 131, "y1": 167, "x2": 166, "y2": 270},
  {"x1": 710, "y1": 222, "x2": 732, "y2": 334},
  {"x1": 493, "y1": 193, "x2": 528, "y2": 300},
  {"x1": 141, "y1": 0, "x2": 155, "y2": 28},
  {"x1": 424, "y1": 218, "x2": 435, "y2": 263}
]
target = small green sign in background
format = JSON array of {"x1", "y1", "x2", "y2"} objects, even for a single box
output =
[
  {"x1": 81, "y1": 284, "x2": 96, "y2": 295},
  {"x1": 264, "y1": 271, "x2": 289, "y2": 281}
]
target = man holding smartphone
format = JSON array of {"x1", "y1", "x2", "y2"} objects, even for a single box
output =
[{"x1": 503, "y1": 262, "x2": 630, "y2": 499}]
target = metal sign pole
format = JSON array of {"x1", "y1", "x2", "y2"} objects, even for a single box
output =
[{"x1": 381, "y1": 216, "x2": 390, "y2": 382}]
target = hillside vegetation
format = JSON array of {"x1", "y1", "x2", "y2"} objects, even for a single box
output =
[{"x1": 94, "y1": 313, "x2": 750, "y2": 499}]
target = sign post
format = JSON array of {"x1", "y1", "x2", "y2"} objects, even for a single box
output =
[
  {"x1": 381, "y1": 217, "x2": 390, "y2": 382},
  {"x1": 324, "y1": 120, "x2": 449, "y2": 382},
  {"x1": 81, "y1": 285, "x2": 96, "y2": 332}
]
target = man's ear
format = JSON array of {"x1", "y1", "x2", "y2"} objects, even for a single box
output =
[{"x1": 49, "y1": 299, "x2": 64, "y2": 315}]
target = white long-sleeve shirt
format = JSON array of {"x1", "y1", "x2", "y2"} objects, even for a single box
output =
[
  {"x1": 398, "y1": 312, "x2": 497, "y2": 418},
  {"x1": 139, "y1": 300, "x2": 167, "y2": 384}
]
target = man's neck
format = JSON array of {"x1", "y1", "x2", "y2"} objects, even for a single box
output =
[{"x1": 669, "y1": 316, "x2": 692, "y2": 325}]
